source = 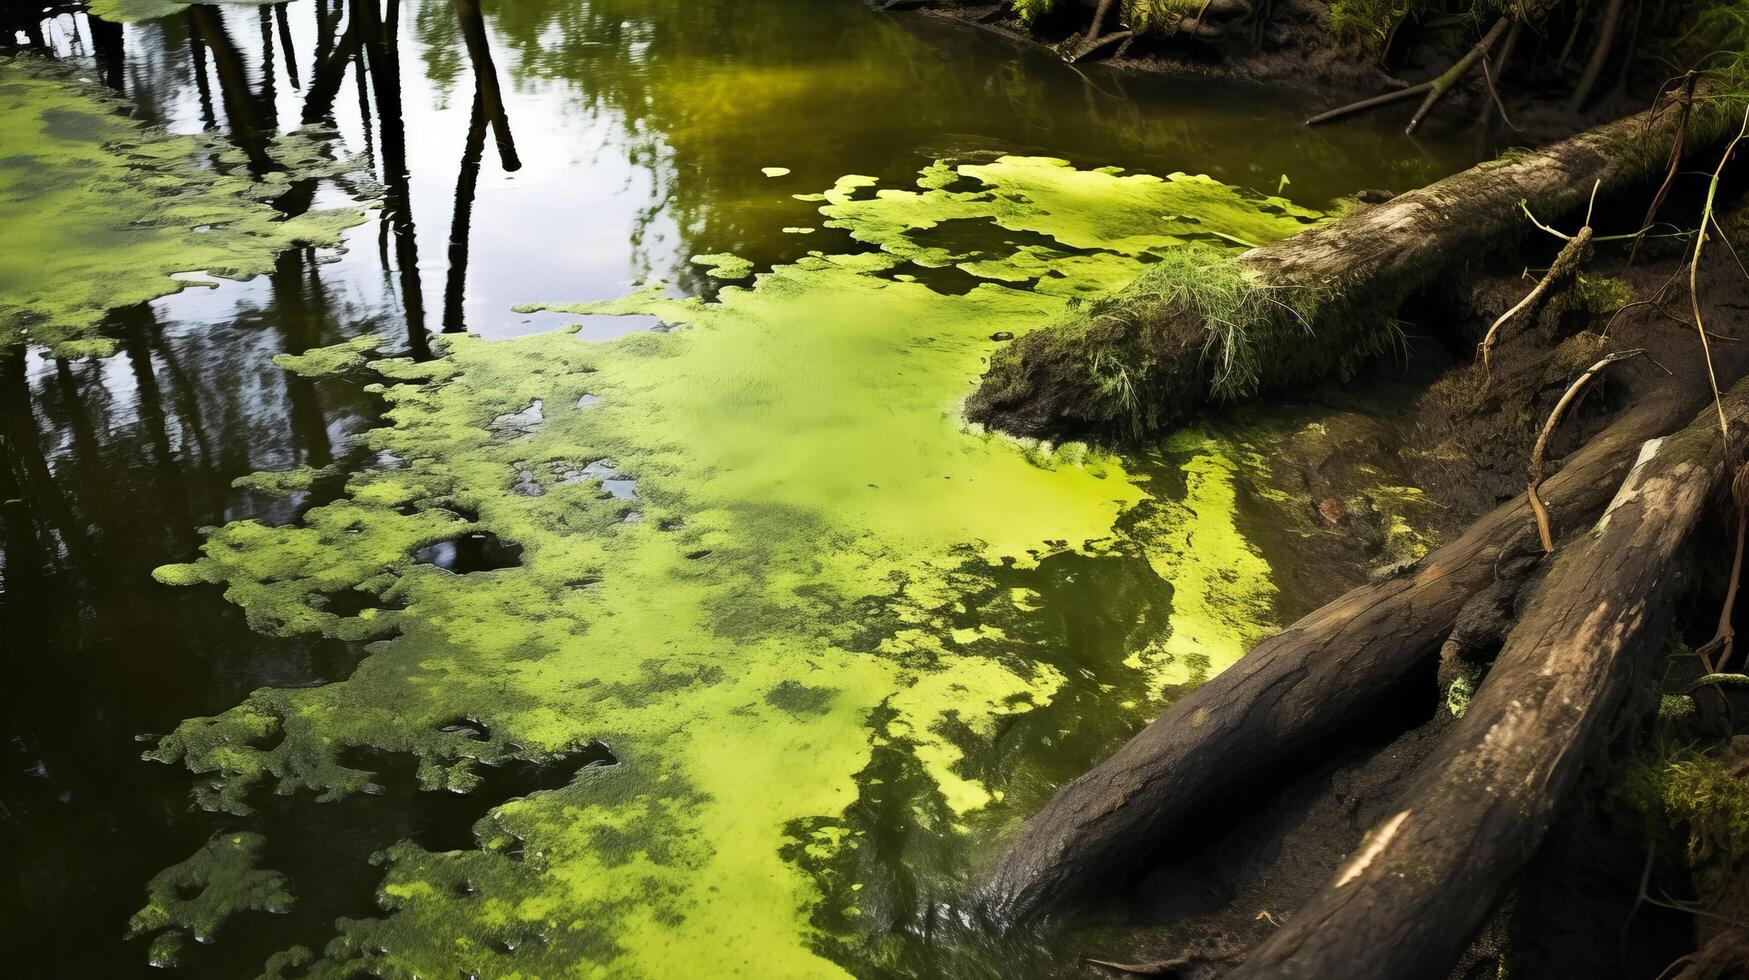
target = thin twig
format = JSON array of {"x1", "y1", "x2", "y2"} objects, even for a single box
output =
[
  {"x1": 1699, "y1": 505, "x2": 1746, "y2": 673},
  {"x1": 1481, "y1": 228, "x2": 1594, "y2": 380},
  {"x1": 1689, "y1": 105, "x2": 1749, "y2": 442},
  {"x1": 1406, "y1": 17, "x2": 1512, "y2": 134},
  {"x1": 1528, "y1": 350, "x2": 1654, "y2": 552},
  {"x1": 1479, "y1": 57, "x2": 1523, "y2": 131},
  {"x1": 1306, "y1": 82, "x2": 1430, "y2": 126},
  {"x1": 1071, "y1": 30, "x2": 1134, "y2": 62},
  {"x1": 1630, "y1": 72, "x2": 1697, "y2": 267}
]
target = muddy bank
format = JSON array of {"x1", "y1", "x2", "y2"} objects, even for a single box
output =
[
  {"x1": 976, "y1": 179, "x2": 1749, "y2": 973},
  {"x1": 916, "y1": 0, "x2": 1398, "y2": 91}
]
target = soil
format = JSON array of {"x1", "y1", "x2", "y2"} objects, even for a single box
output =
[{"x1": 1033, "y1": 192, "x2": 1749, "y2": 976}]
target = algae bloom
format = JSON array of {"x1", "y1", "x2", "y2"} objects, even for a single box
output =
[
  {"x1": 0, "y1": 56, "x2": 364, "y2": 356},
  {"x1": 148, "y1": 157, "x2": 1315, "y2": 975}
]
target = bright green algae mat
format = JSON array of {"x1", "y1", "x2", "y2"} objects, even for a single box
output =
[
  {"x1": 149, "y1": 158, "x2": 1320, "y2": 975},
  {"x1": 0, "y1": 56, "x2": 363, "y2": 356}
]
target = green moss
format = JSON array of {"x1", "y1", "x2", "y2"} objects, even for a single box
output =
[
  {"x1": 0, "y1": 56, "x2": 365, "y2": 356},
  {"x1": 1446, "y1": 674, "x2": 1474, "y2": 717},
  {"x1": 1570, "y1": 274, "x2": 1634, "y2": 315},
  {"x1": 1093, "y1": 247, "x2": 1294, "y2": 403},
  {"x1": 148, "y1": 157, "x2": 1299, "y2": 976},
  {"x1": 1637, "y1": 748, "x2": 1749, "y2": 900},
  {"x1": 126, "y1": 833, "x2": 293, "y2": 965}
]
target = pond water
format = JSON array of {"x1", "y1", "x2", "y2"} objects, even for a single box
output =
[{"x1": 1, "y1": 1, "x2": 1479, "y2": 975}]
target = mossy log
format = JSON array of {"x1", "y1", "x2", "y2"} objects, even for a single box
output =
[
  {"x1": 964, "y1": 90, "x2": 1733, "y2": 441},
  {"x1": 978, "y1": 388, "x2": 1702, "y2": 923},
  {"x1": 1228, "y1": 381, "x2": 1749, "y2": 979}
]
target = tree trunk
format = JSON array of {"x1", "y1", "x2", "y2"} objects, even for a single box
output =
[
  {"x1": 964, "y1": 87, "x2": 1733, "y2": 442},
  {"x1": 978, "y1": 389, "x2": 1700, "y2": 922},
  {"x1": 1229, "y1": 381, "x2": 1749, "y2": 979},
  {"x1": 1569, "y1": 0, "x2": 1627, "y2": 112}
]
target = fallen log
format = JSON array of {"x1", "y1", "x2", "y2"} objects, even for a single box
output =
[
  {"x1": 963, "y1": 88, "x2": 1736, "y2": 441},
  {"x1": 977, "y1": 388, "x2": 1701, "y2": 923},
  {"x1": 1228, "y1": 381, "x2": 1749, "y2": 979}
]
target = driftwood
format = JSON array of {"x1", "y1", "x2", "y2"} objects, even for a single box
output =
[
  {"x1": 964, "y1": 87, "x2": 1734, "y2": 441},
  {"x1": 979, "y1": 389, "x2": 1701, "y2": 922},
  {"x1": 1228, "y1": 381, "x2": 1749, "y2": 979}
]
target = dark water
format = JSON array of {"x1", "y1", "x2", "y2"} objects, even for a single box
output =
[{"x1": 0, "y1": 0, "x2": 1482, "y2": 974}]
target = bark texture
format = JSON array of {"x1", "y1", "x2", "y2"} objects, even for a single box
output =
[
  {"x1": 979, "y1": 390, "x2": 1701, "y2": 923},
  {"x1": 1230, "y1": 382, "x2": 1749, "y2": 979},
  {"x1": 965, "y1": 91, "x2": 1733, "y2": 441}
]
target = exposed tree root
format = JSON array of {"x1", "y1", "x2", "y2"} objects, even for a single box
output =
[
  {"x1": 1570, "y1": 0, "x2": 1628, "y2": 112},
  {"x1": 1072, "y1": 29, "x2": 1135, "y2": 62},
  {"x1": 1697, "y1": 462, "x2": 1749, "y2": 672},
  {"x1": 978, "y1": 389, "x2": 1702, "y2": 922},
  {"x1": 1629, "y1": 73, "x2": 1699, "y2": 267},
  {"x1": 1528, "y1": 348, "x2": 1652, "y2": 552},
  {"x1": 1226, "y1": 379, "x2": 1749, "y2": 979},
  {"x1": 1689, "y1": 107, "x2": 1749, "y2": 440}
]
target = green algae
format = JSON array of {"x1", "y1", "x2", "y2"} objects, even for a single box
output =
[
  {"x1": 147, "y1": 157, "x2": 1314, "y2": 975},
  {"x1": 690, "y1": 252, "x2": 756, "y2": 279},
  {"x1": 0, "y1": 56, "x2": 365, "y2": 357},
  {"x1": 273, "y1": 333, "x2": 383, "y2": 377},
  {"x1": 84, "y1": 0, "x2": 281, "y2": 24},
  {"x1": 818, "y1": 156, "x2": 1322, "y2": 297},
  {"x1": 126, "y1": 833, "x2": 293, "y2": 966},
  {"x1": 1124, "y1": 430, "x2": 1278, "y2": 696}
]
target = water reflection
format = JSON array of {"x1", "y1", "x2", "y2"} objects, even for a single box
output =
[{"x1": 2, "y1": 0, "x2": 1487, "y2": 972}]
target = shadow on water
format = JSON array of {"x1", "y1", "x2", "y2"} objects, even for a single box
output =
[{"x1": 1, "y1": 0, "x2": 1490, "y2": 973}]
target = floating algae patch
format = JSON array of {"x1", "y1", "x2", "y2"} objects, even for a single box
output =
[
  {"x1": 84, "y1": 0, "x2": 281, "y2": 23},
  {"x1": 147, "y1": 159, "x2": 1317, "y2": 976},
  {"x1": 126, "y1": 833, "x2": 293, "y2": 968},
  {"x1": 819, "y1": 156, "x2": 1325, "y2": 296},
  {"x1": 0, "y1": 56, "x2": 365, "y2": 356},
  {"x1": 690, "y1": 252, "x2": 756, "y2": 280}
]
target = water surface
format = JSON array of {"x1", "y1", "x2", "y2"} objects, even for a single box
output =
[{"x1": 1, "y1": 1, "x2": 1475, "y2": 974}]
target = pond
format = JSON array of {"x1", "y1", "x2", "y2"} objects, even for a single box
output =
[{"x1": 0, "y1": 1, "x2": 1478, "y2": 975}]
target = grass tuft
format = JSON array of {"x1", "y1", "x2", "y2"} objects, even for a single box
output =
[{"x1": 1087, "y1": 246, "x2": 1305, "y2": 403}]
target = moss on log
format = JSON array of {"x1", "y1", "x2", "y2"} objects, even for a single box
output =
[{"x1": 964, "y1": 90, "x2": 1738, "y2": 441}]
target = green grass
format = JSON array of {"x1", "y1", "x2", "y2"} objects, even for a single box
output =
[{"x1": 1087, "y1": 246, "x2": 1302, "y2": 404}]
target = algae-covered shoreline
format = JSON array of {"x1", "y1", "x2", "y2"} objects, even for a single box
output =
[
  {"x1": 139, "y1": 155, "x2": 1376, "y2": 976},
  {"x1": 3, "y1": 1, "x2": 1625, "y2": 975}
]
